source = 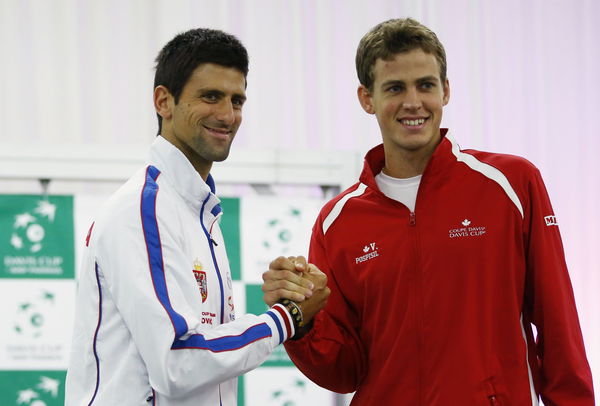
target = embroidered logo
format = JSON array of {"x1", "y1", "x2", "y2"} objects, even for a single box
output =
[
  {"x1": 544, "y1": 215, "x2": 558, "y2": 226},
  {"x1": 355, "y1": 242, "x2": 379, "y2": 264},
  {"x1": 192, "y1": 258, "x2": 208, "y2": 303},
  {"x1": 448, "y1": 219, "x2": 486, "y2": 239},
  {"x1": 201, "y1": 311, "x2": 216, "y2": 325}
]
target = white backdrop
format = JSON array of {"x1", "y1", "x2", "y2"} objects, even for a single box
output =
[{"x1": 1, "y1": 0, "x2": 598, "y2": 398}]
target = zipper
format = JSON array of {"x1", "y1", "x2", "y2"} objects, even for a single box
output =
[
  {"x1": 146, "y1": 389, "x2": 156, "y2": 404},
  {"x1": 485, "y1": 379, "x2": 501, "y2": 406},
  {"x1": 408, "y1": 209, "x2": 422, "y2": 404},
  {"x1": 488, "y1": 395, "x2": 500, "y2": 406},
  {"x1": 200, "y1": 195, "x2": 225, "y2": 325}
]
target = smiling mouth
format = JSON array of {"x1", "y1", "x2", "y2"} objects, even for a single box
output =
[
  {"x1": 203, "y1": 125, "x2": 230, "y2": 134},
  {"x1": 399, "y1": 118, "x2": 427, "y2": 126},
  {"x1": 203, "y1": 125, "x2": 232, "y2": 140}
]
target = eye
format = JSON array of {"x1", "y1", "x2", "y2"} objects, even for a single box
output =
[
  {"x1": 386, "y1": 84, "x2": 403, "y2": 93},
  {"x1": 202, "y1": 93, "x2": 220, "y2": 103},
  {"x1": 232, "y1": 97, "x2": 246, "y2": 109},
  {"x1": 420, "y1": 81, "x2": 436, "y2": 90}
]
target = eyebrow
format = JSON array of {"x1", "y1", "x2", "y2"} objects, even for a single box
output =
[
  {"x1": 416, "y1": 75, "x2": 440, "y2": 83},
  {"x1": 196, "y1": 88, "x2": 247, "y2": 101},
  {"x1": 196, "y1": 88, "x2": 225, "y2": 97},
  {"x1": 380, "y1": 75, "x2": 440, "y2": 88}
]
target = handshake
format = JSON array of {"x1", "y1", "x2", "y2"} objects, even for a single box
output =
[{"x1": 262, "y1": 256, "x2": 331, "y2": 337}]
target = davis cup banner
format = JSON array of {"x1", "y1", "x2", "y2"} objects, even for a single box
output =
[
  {"x1": 0, "y1": 195, "x2": 74, "y2": 279},
  {"x1": 0, "y1": 194, "x2": 335, "y2": 405},
  {"x1": 0, "y1": 194, "x2": 75, "y2": 406}
]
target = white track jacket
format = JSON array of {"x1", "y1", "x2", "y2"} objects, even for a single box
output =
[{"x1": 66, "y1": 136, "x2": 294, "y2": 405}]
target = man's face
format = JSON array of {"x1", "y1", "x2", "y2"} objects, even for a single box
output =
[
  {"x1": 160, "y1": 63, "x2": 246, "y2": 177},
  {"x1": 358, "y1": 48, "x2": 449, "y2": 160}
]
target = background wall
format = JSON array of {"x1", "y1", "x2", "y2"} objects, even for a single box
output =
[{"x1": 0, "y1": 0, "x2": 598, "y2": 404}]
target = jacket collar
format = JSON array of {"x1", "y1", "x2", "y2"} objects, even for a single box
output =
[
  {"x1": 148, "y1": 136, "x2": 222, "y2": 217},
  {"x1": 359, "y1": 128, "x2": 453, "y2": 190}
]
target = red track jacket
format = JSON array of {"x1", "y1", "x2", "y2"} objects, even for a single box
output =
[{"x1": 285, "y1": 132, "x2": 594, "y2": 405}]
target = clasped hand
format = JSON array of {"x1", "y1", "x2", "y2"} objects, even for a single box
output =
[{"x1": 262, "y1": 256, "x2": 330, "y2": 326}]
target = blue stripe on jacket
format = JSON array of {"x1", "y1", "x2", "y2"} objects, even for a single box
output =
[
  {"x1": 140, "y1": 166, "x2": 275, "y2": 351},
  {"x1": 141, "y1": 165, "x2": 189, "y2": 340},
  {"x1": 171, "y1": 323, "x2": 272, "y2": 352}
]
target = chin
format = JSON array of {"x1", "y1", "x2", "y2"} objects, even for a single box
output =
[
  {"x1": 396, "y1": 136, "x2": 430, "y2": 149},
  {"x1": 208, "y1": 149, "x2": 232, "y2": 162}
]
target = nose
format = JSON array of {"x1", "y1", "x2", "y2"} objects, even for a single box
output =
[
  {"x1": 215, "y1": 100, "x2": 236, "y2": 126},
  {"x1": 402, "y1": 87, "x2": 421, "y2": 110}
]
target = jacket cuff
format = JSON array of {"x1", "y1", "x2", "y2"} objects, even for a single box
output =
[{"x1": 264, "y1": 304, "x2": 296, "y2": 345}]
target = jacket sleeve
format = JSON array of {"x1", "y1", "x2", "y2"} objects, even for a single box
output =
[
  {"x1": 95, "y1": 200, "x2": 292, "y2": 397},
  {"x1": 284, "y1": 219, "x2": 367, "y2": 393},
  {"x1": 522, "y1": 168, "x2": 594, "y2": 405}
]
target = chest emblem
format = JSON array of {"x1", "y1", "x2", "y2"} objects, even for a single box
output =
[
  {"x1": 355, "y1": 242, "x2": 379, "y2": 264},
  {"x1": 448, "y1": 219, "x2": 487, "y2": 238},
  {"x1": 193, "y1": 258, "x2": 208, "y2": 303}
]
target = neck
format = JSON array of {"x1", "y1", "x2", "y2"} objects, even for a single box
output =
[
  {"x1": 383, "y1": 140, "x2": 439, "y2": 179},
  {"x1": 160, "y1": 132, "x2": 211, "y2": 181},
  {"x1": 191, "y1": 161, "x2": 211, "y2": 182}
]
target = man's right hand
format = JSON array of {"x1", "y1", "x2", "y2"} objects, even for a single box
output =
[
  {"x1": 262, "y1": 256, "x2": 315, "y2": 307},
  {"x1": 297, "y1": 264, "x2": 330, "y2": 325},
  {"x1": 262, "y1": 256, "x2": 330, "y2": 330}
]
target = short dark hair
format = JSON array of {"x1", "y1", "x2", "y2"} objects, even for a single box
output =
[
  {"x1": 154, "y1": 28, "x2": 249, "y2": 133},
  {"x1": 356, "y1": 18, "x2": 447, "y2": 91}
]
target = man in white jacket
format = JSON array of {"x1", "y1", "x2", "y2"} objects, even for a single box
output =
[{"x1": 65, "y1": 28, "x2": 329, "y2": 406}]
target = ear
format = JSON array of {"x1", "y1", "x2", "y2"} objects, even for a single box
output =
[
  {"x1": 357, "y1": 85, "x2": 375, "y2": 114},
  {"x1": 442, "y1": 78, "x2": 450, "y2": 106},
  {"x1": 154, "y1": 85, "x2": 173, "y2": 121}
]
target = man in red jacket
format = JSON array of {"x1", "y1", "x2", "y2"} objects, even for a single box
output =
[{"x1": 262, "y1": 17, "x2": 594, "y2": 405}]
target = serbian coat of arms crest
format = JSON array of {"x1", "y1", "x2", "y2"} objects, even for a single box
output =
[{"x1": 193, "y1": 258, "x2": 208, "y2": 303}]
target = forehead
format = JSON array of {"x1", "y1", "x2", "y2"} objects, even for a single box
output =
[
  {"x1": 184, "y1": 63, "x2": 247, "y2": 94},
  {"x1": 372, "y1": 49, "x2": 441, "y2": 84}
]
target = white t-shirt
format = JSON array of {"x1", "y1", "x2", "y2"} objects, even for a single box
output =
[{"x1": 374, "y1": 171, "x2": 422, "y2": 212}]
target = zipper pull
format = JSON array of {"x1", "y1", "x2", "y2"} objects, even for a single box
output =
[{"x1": 409, "y1": 212, "x2": 416, "y2": 226}]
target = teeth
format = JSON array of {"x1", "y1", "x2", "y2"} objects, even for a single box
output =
[
  {"x1": 401, "y1": 118, "x2": 425, "y2": 126},
  {"x1": 205, "y1": 126, "x2": 229, "y2": 134}
]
